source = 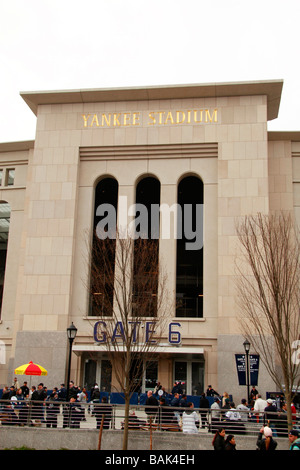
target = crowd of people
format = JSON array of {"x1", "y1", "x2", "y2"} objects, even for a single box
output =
[
  {"x1": 143, "y1": 382, "x2": 300, "y2": 450},
  {"x1": 0, "y1": 377, "x2": 299, "y2": 450},
  {"x1": 0, "y1": 378, "x2": 112, "y2": 429}
]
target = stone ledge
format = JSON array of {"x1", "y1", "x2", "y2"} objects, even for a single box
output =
[{"x1": 0, "y1": 427, "x2": 290, "y2": 451}]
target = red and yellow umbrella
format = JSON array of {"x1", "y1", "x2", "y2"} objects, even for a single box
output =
[{"x1": 14, "y1": 361, "x2": 48, "y2": 376}]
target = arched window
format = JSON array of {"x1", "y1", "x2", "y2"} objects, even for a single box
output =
[
  {"x1": 0, "y1": 202, "x2": 10, "y2": 318},
  {"x1": 132, "y1": 177, "x2": 160, "y2": 317},
  {"x1": 176, "y1": 176, "x2": 203, "y2": 317},
  {"x1": 90, "y1": 177, "x2": 118, "y2": 316}
]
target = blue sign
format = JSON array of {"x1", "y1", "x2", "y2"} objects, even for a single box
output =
[{"x1": 235, "y1": 354, "x2": 260, "y2": 386}]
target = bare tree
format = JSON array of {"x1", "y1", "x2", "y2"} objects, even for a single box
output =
[
  {"x1": 235, "y1": 212, "x2": 300, "y2": 431},
  {"x1": 89, "y1": 231, "x2": 170, "y2": 449}
]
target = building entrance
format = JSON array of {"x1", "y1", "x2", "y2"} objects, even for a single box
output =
[{"x1": 174, "y1": 359, "x2": 204, "y2": 395}]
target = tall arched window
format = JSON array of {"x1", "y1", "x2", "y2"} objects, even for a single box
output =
[
  {"x1": 132, "y1": 176, "x2": 160, "y2": 317},
  {"x1": 0, "y1": 202, "x2": 10, "y2": 319},
  {"x1": 90, "y1": 177, "x2": 118, "y2": 316},
  {"x1": 176, "y1": 176, "x2": 203, "y2": 318}
]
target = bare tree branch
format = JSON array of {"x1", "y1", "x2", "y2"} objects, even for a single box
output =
[
  {"x1": 235, "y1": 212, "x2": 300, "y2": 430},
  {"x1": 86, "y1": 229, "x2": 171, "y2": 449}
]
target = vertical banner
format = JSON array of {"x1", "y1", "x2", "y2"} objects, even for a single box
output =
[
  {"x1": 249, "y1": 355, "x2": 260, "y2": 386},
  {"x1": 235, "y1": 354, "x2": 260, "y2": 386}
]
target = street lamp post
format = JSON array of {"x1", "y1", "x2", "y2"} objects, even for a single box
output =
[
  {"x1": 243, "y1": 338, "x2": 251, "y2": 403},
  {"x1": 66, "y1": 322, "x2": 77, "y2": 402}
]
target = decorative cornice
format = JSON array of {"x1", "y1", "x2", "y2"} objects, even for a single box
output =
[{"x1": 80, "y1": 142, "x2": 218, "y2": 161}]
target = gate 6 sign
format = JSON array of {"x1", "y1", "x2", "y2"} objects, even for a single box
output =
[{"x1": 93, "y1": 321, "x2": 182, "y2": 345}]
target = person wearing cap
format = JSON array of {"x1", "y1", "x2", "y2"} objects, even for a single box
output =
[
  {"x1": 256, "y1": 426, "x2": 277, "y2": 451},
  {"x1": 206, "y1": 385, "x2": 219, "y2": 397},
  {"x1": 8, "y1": 385, "x2": 16, "y2": 399},
  {"x1": 289, "y1": 429, "x2": 300, "y2": 450},
  {"x1": 210, "y1": 396, "x2": 221, "y2": 432},
  {"x1": 264, "y1": 398, "x2": 278, "y2": 436}
]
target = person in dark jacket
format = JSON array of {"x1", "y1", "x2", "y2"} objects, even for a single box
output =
[
  {"x1": 68, "y1": 381, "x2": 79, "y2": 400},
  {"x1": 8, "y1": 385, "x2": 16, "y2": 399},
  {"x1": 15, "y1": 388, "x2": 28, "y2": 425},
  {"x1": 264, "y1": 398, "x2": 278, "y2": 435},
  {"x1": 206, "y1": 385, "x2": 219, "y2": 397},
  {"x1": 20, "y1": 382, "x2": 29, "y2": 399},
  {"x1": 46, "y1": 392, "x2": 60, "y2": 428},
  {"x1": 212, "y1": 427, "x2": 226, "y2": 450},
  {"x1": 225, "y1": 434, "x2": 237, "y2": 450},
  {"x1": 170, "y1": 392, "x2": 181, "y2": 423},
  {"x1": 171, "y1": 381, "x2": 183, "y2": 395},
  {"x1": 1, "y1": 386, "x2": 10, "y2": 401},
  {"x1": 31, "y1": 383, "x2": 47, "y2": 423},
  {"x1": 68, "y1": 397, "x2": 82, "y2": 428},
  {"x1": 145, "y1": 390, "x2": 158, "y2": 423},
  {"x1": 157, "y1": 397, "x2": 178, "y2": 427},
  {"x1": 179, "y1": 394, "x2": 189, "y2": 409},
  {"x1": 57, "y1": 383, "x2": 67, "y2": 401},
  {"x1": 199, "y1": 393, "x2": 210, "y2": 428},
  {"x1": 91, "y1": 385, "x2": 101, "y2": 402},
  {"x1": 90, "y1": 385, "x2": 101, "y2": 416},
  {"x1": 256, "y1": 426, "x2": 277, "y2": 451}
]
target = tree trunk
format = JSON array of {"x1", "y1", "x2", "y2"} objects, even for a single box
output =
[
  {"x1": 284, "y1": 386, "x2": 293, "y2": 433},
  {"x1": 122, "y1": 391, "x2": 130, "y2": 450}
]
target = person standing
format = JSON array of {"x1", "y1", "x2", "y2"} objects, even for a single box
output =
[
  {"x1": 31, "y1": 383, "x2": 47, "y2": 425},
  {"x1": 181, "y1": 402, "x2": 199, "y2": 434},
  {"x1": 157, "y1": 396, "x2": 176, "y2": 426},
  {"x1": 145, "y1": 390, "x2": 158, "y2": 423},
  {"x1": 170, "y1": 392, "x2": 181, "y2": 424},
  {"x1": 199, "y1": 393, "x2": 210, "y2": 428},
  {"x1": 236, "y1": 399, "x2": 250, "y2": 422},
  {"x1": 68, "y1": 381, "x2": 78, "y2": 400},
  {"x1": 1, "y1": 386, "x2": 10, "y2": 401},
  {"x1": 264, "y1": 398, "x2": 278, "y2": 436},
  {"x1": 57, "y1": 384, "x2": 67, "y2": 401},
  {"x1": 206, "y1": 385, "x2": 219, "y2": 397},
  {"x1": 210, "y1": 397, "x2": 222, "y2": 432},
  {"x1": 225, "y1": 434, "x2": 237, "y2": 450},
  {"x1": 289, "y1": 429, "x2": 300, "y2": 450},
  {"x1": 254, "y1": 394, "x2": 268, "y2": 423},
  {"x1": 12, "y1": 377, "x2": 19, "y2": 390},
  {"x1": 249, "y1": 386, "x2": 259, "y2": 406},
  {"x1": 68, "y1": 397, "x2": 82, "y2": 428},
  {"x1": 8, "y1": 385, "x2": 16, "y2": 399},
  {"x1": 212, "y1": 427, "x2": 226, "y2": 450},
  {"x1": 225, "y1": 402, "x2": 243, "y2": 434},
  {"x1": 46, "y1": 391, "x2": 60, "y2": 428},
  {"x1": 77, "y1": 386, "x2": 88, "y2": 421},
  {"x1": 15, "y1": 388, "x2": 28, "y2": 425},
  {"x1": 256, "y1": 426, "x2": 277, "y2": 451},
  {"x1": 20, "y1": 382, "x2": 29, "y2": 398}
]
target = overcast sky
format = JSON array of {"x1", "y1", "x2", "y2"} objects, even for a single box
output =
[{"x1": 1, "y1": 0, "x2": 299, "y2": 143}]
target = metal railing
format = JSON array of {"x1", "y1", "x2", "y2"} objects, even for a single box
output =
[{"x1": 0, "y1": 399, "x2": 299, "y2": 437}]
